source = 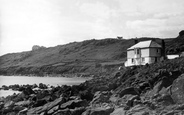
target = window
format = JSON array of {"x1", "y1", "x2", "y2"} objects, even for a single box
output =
[
  {"x1": 142, "y1": 57, "x2": 145, "y2": 62},
  {"x1": 132, "y1": 59, "x2": 134, "y2": 63},
  {"x1": 137, "y1": 49, "x2": 140, "y2": 54},
  {"x1": 134, "y1": 48, "x2": 140, "y2": 54},
  {"x1": 157, "y1": 49, "x2": 160, "y2": 53}
]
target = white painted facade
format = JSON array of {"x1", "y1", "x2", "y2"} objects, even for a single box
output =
[{"x1": 125, "y1": 40, "x2": 163, "y2": 67}]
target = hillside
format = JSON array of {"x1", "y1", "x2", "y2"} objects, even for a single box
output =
[
  {"x1": 166, "y1": 35, "x2": 184, "y2": 54},
  {"x1": 0, "y1": 34, "x2": 184, "y2": 76},
  {"x1": 0, "y1": 39, "x2": 134, "y2": 76}
]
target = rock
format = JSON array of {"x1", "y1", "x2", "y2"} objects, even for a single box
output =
[
  {"x1": 17, "y1": 108, "x2": 28, "y2": 115},
  {"x1": 152, "y1": 78, "x2": 171, "y2": 95},
  {"x1": 156, "y1": 94, "x2": 174, "y2": 106},
  {"x1": 118, "y1": 87, "x2": 139, "y2": 97},
  {"x1": 2, "y1": 85, "x2": 9, "y2": 90},
  {"x1": 15, "y1": 100, "x2": 31, "y2": 107},
  {"x1": 27, "y1": 97, "x2": 65, "y2": 115},
  {"x1": 82, "y1": 106, "x2": 114, "y2": 115},
  {"x1": 162, "y1": 110, "x2": 181, "y2": 115},
  {"x1": 53, "y1": 108, "x2": 71, "y2": 115},
  {"x1": 110, "y1": 108, "x2": 126, "y2": 115},
  {"x1": 5, "y1": 112, "x2": 16, "y2": 115},
  {"x1": 13, "y1": 106, "x2": 25, "y2": 111},
  {"x1": 32, "y1": 99, "x2": 47, "y2": 107},
  {"x1": 0, "y1": 102, "x2": 4, "y2": 110},
  {"x1": 112, "y1": 94, "x2": 140, "y2": 107},
  {"x1": 32, "y1": 45, "x2": 46, "y2": 51},
  {"x1": 22, "y1": 86, "x2": 35, "y2": 95},
  {"x1": 125, "y1": 95, "x2": 140, "y2": 107},
  {"x1": 2, "y1": 106, "x2": 14, "y2": 115},
  {"x1": 70, "y1": 107, "x2": 86, "y2": 115},
  {"x1": 126, "y1": 104, "x2": 156, "y2": 115},
  {"x1": 79, "y1": 90, "x2": 94, "y2": 101},
  {"x1": 60, "y1": 99, "x2": 88, "y2": 109},
  {"x1": 32, "y1": 84, "x2": 38, "y2": 88},
  {"x1": 90, "y1": 91, "x2": 111, "y2": 105},
  {"x1": 39, "y1": 83, "x2": 47, "y2": 89},
  {"x1": 4, "y1": 101, "x2": 15, "y2": 108},
  {"x1": 109, "y1": 94, "x2": 119, "y2": 104},
  {"x1": 171, "y1": 74, "x2": 184, "y2": 104},
  {"x1": 175, "y1": 104, "x2": 184, "y2": 110},
  {"x1": 47, "y1": 105, "x2": 59, "y2": 114}
]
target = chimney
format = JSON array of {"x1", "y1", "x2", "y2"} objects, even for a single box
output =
[
  {"x1": 162, "y1": 40, "x2": 166, "y2": 59},
  {"x1": 134, "y1": 39, "x2": 138, "y2": 44}
]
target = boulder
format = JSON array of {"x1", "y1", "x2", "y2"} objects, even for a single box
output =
[
  {"x1": 2, "y1": 85, "x2": 9, "y2": 90},
  {"x1": 125, "y1": 95, "x2": 140, "y2": 107},
  {"x1": 0, "y1": 102, "x2": 4, "y2": 110},
  {"x1": 111, "y1": 94, "x2": 140, "y2": 107},
  {"x1": 2, "y1": 106, "x2": 15, "y2": 115},
  {"x1": 32, "y1": 99, "x2": 47, "y2": 107},
  {"x1": 118, "y1": 87, "x2": 139, "y2": 97},
  {"x1": 126, "y1": 104, "x2": 156, "y2": 115},
  {"x1": 5, "y1": 112, "x2": 16, "y2": 115},
  {"x1": 82, "y1": 106, "x2": 114, "y2": 115},
  {"x1": 79, "y1": 90, "x2": 94, "y2": 101},
  {"x1": 60, "y1": 99, "x2": 88, "y2": 109},
  {"x1": 4, "y1": 101, "x2": 15, "y2": 108},
  {"x1": 15, "y1": 100, "x2": 31, "y2": 107},
  {"x1": 90, "y1": 91, "x2": 111, "y2": 105},
  {"x1": 13, "y1": 106, "x2": 25, "y2": 112},
  {"x1": 110, "y1": 108, "x2": 125, "y2": 115},
  {"x1": 47, "y1": 105, "x2": 59, "y2": 114},
  {"x1": 38, "y1": 83, "x2": 47, "y2": 89},
  {"x1": 22, "y1": 86, "x2": 35, "y2": 95},
  {"x1": 171, "y1": 74, "x2": 184, "y2": 104},
  {"x1": 27, "y1": 97, "x2": 64, "y2": 115},
  {"x1": 70, "y1": 107, "x2": 86, "y2": 115},
  {"x1": 156, "y1": 94, "x2": 174, "y2": 106},
  {"x1": 17, "y1": 108, "x2": 28, "y2": 115},
  {"x1": 52, "y1": 107, "x2": 85, "y2": 115},
  {"x1": 53, "y1": 108, "x2": 71, "y2": 115}
]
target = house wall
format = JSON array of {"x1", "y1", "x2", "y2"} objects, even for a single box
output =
[
  {"x1": 141, "y1": 49, "x2": 149, "y2": 57},
  {"x1": 125, "y1": 48, "x2": 162, "y2": 67},
  {"x1": 126, "y1": 57, "x2": 151, "y2": 66},
  {"x1": 149, "y1": 48, "x2": 161, "y2": 57},
  {"x1": 127, "y1": 50, "x2": 134, "y2": 58}
]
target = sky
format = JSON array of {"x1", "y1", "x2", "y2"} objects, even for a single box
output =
[{"x1": 0, "y1": 0, "x2": 184, "y2": 56}]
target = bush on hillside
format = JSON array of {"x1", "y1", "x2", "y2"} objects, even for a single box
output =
[{"x1": 179, "y1": 30, "x2": 184, "y2": 37}]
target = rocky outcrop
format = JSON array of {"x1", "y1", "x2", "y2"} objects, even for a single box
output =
[
  {"x1": 32, "y1": 45, "x2": 46, "y2": 51},
  {"x1": 171, "y1": 74, "x2": 184, "y2": 104}
]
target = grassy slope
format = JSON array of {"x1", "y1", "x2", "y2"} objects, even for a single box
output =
[
  {"x1": 0, "y1": 39, "x2": 134, "y2": 76},
  {"x1": 0, "y1": 36, "x2": 184, "y2": 76}
]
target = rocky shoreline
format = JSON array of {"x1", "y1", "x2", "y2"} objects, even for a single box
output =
[{"x1": 1, "y1": 57, "x2": 184, "y2": 115}]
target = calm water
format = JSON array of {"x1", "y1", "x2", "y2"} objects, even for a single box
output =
[{"x1": 0, "y1": 75, "x2": 90, "y2": 97}]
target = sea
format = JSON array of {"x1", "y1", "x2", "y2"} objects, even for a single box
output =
[{"x1": 0, "y1": 75, "x2": 90, "y2": 97}]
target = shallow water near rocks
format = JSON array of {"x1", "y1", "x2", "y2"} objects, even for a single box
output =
[{"x1": 0, "y1": 75, "x2": 90, "y2": 97}]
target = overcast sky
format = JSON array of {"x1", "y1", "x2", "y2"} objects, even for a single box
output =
[{"x1": 0, "y1": 0, "x2": 184, "y2": 55}]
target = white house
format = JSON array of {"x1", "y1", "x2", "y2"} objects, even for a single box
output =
[{"x1": 125, "y1": 40, "x2": 163, "y2": 67}]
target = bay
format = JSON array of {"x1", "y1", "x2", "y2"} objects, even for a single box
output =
[{"x1": 0, "y1": 75, "x2": 90, "y2": 97}]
